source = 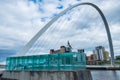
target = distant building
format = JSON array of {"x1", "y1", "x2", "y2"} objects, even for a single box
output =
[
  {"x1": 94, "y1": 46, "x2": 105, "y2": 61},
  {"x1": 86, "y1": 46, "x2": 110, "y2": 63},
  {"x1": 86, "y1": 56, "x2": 91, "y2": 61},
  {"x1": 50, "y1": 49, "x2": 55, "y2": 54},
  {"x1": 78, "y1": 49, "x2": 84, "y2": 53},
  {"x1": 91, "y1": 53, "x2": 96, "y2": 61},
  {"x1": 104, "y1": 51, "x2": 109, "y2": 61},
  {"x1": 49, "y1": 41, "x2": 72, "y2": 54},
  {"x1": 86, "y1": 53, "x2": 96, "y2": 61},
  {"x1": 93, "y1": 50, "x2": 97, "y2": 60},
  {"x1": 92, "y1": 46, "x2": 110, "y2": 61},
  {"x1": 60, "y1": 46, "x2": 66, "y2": 53}
]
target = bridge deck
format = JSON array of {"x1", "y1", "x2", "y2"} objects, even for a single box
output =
[{"x1": 86, "y1": 65, "x2": 120, "y2": 70}]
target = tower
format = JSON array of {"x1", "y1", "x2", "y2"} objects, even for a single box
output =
[{"x1": 94, "y1": 46, "x2": 105, "y2": 61}]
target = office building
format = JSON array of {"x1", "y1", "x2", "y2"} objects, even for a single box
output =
[{"x1": 94, "y1": 46, "x2": 105, "y2": 61}]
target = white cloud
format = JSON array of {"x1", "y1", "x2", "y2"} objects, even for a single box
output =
[
  {"x1": 0, "y1": 0, "x2": 46, "y2": 49},
  {"x1": 0, "y1": 0, "x2": 120, "y2": 58}
]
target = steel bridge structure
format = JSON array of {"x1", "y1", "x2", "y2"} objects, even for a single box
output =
[{"x1": 18, "y1": 2, "x2": 115, "y2": 66}]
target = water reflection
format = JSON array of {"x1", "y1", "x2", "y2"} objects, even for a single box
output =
[{"x1": 91, "y1": 70, "x2": 120, "y2": 80}]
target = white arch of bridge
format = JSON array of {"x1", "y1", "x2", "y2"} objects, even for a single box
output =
[{"x1": 18, "y1": 2, "x2": 115, "y2": 66}]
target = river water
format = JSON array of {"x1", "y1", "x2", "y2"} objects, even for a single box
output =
[{"x1": 91, "y1": 70, "x2": 120, "y2": 80}]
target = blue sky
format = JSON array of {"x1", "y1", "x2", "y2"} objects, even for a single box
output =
[{"x1": 0, "y1": 0, "x2": 120, "y2": 63}]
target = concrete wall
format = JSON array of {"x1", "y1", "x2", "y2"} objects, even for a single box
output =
[{"x1": 1, "y1": 70, "x2": 92, "y2": 80}]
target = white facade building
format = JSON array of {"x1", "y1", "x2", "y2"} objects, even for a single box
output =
[{"x1": 94, "y1": 46, "x2": 105, "y2": 61}]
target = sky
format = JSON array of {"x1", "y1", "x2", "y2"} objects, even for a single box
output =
[{"x1": 0, "y1": 0, "x2": 120, "y2": 63}]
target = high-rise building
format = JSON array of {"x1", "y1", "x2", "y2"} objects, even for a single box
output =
[
  {"x1": 94, "y1": 46, "x2": 105, "y2": 61},
  {"x1": 93, "y1": 50, "x2": 97, "y2": 60}
]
